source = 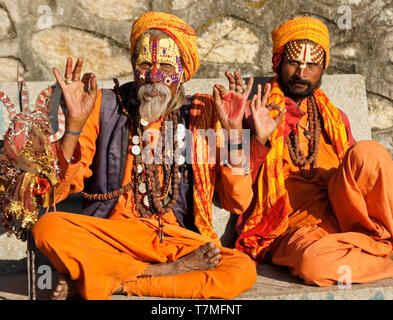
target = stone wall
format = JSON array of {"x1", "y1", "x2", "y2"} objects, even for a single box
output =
[{"x1": 0, "y1": 0, "x2": 392, "y2": 147}]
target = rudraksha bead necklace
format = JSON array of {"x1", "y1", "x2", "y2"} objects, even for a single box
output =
[{"x1": 286, "y1": 94, "x2": 322, "y2": 179}]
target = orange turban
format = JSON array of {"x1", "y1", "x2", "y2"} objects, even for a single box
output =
[
  {"x1": 271, "y1": 17, "x2": 330, "y2": 72},
  {"x1": 130, "y1": 11, "x2": 200, "y2": 82}
]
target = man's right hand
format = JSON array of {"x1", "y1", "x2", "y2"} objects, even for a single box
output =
[
  {"x1": 53, "y1": 57, "x2": 97, "y2": 162},
  {"x1": 250, "y1": 83, "x2": 286, "y2": 146},
  {"x1": 53, "y1": 57, "x2": 97, "y2": 133}
]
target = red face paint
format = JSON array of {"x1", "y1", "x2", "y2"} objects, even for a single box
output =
[{"x1": 151, "y1": 38, "x2": 158, "y2": 77}]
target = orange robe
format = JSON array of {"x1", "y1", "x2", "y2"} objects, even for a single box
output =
[
  {"x1": 268, "y1": 100, "x2": 393, "y2": 286},
  {"x1": 32, "y1": 90, "x2": 257, "y2": 300}
]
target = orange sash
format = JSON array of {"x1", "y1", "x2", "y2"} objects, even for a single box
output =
[
  {"x1": 236, "y1": 77, "x2": 350, "y2": 262},
  {"x1": 189, "y1": 94, "x2": 222, "y2": 241}
]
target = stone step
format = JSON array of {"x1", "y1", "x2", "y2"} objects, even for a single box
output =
[{"x1": 1, "y1": 264, "x2": 393, "y2": 300}]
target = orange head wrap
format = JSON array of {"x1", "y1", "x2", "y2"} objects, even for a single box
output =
[
  {"x1": 130, "y1": 11, "x2": 200, "y2": 82},
  {"x1": 271, "y1": 16, "x2": 330, "y2": 73}
]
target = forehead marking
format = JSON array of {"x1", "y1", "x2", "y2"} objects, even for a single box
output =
[{"x1": 151, "y1": 38, "x2": 159, "y2": 77}]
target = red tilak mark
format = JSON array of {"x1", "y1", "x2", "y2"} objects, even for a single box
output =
[
  {"x1": 151, "y1": 38, "x2": 159, "y2": 77},
  {"x1": 303, "y1": 40, "x2": 308, "y2": 62}
]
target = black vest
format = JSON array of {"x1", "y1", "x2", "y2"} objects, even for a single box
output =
[{"x1": 81, "y1": 82, "x2": 197, "y2": 232}]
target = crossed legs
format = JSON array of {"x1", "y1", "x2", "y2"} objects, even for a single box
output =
[
  {"x1": 33, "y1": 212, "x2": 256, "y2": 299},
  {"x1": 271, "y1": 141, "x2": 393, "y2": 286}
]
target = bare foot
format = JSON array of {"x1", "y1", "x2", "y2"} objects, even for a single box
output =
[
  {"x1": 141, "y1": 242, "x2": 221, "y2": 277},
  {"x1": 52, "y1": 274, "x2": 79, "y2": 300},
  {"x1": 115, "y1": 242, "x2": 222, "y2": 295}
]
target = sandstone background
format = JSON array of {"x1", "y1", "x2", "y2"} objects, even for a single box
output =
[{"x1": 0, "y1": 0, "x2": 392, "y2": 147}]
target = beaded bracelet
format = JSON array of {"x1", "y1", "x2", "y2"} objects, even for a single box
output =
[
  {"x1": 65, "y1": 129, "x2": 83, "y2": 136},
  {"x1": 228, "y1": 141, "x2": 243, "y2": 151}
]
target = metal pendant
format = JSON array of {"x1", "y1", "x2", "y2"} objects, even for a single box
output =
[
  {"x1": 143, "y1": 195, "x2": 150, "y2": 207},
  {"x1": 176, "y1": 123, "x2": 186, "y2": 140},
  {"x1": 177, "y1": 140, "x2": 185, "y2": 149},
  {"x1": 177, "y1": 155, "x2": 185, "y2": 165},
  {"x1": 132, "y1": 145, "x2": 141, "y2": 155},
  {"x1": 177, "y1": 124, "x2": 185, "y2": 132},
  {"x1": 140, "y1": 118, "x2": 149, "y2": 127},
  {"x1": 139, "y1": 183, "x2": 147, "y2": 194},
  {"x1": 132, "y1": 135, "x2": 140, "y2": 145}
]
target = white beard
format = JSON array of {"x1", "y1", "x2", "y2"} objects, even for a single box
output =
[{"x1": 138, "y1": 83, "x2": 172, "y2": 123}]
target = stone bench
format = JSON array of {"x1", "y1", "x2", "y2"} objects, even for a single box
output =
[{"x1": 3, "y1": 74, "x2": 390, "y2": 300}]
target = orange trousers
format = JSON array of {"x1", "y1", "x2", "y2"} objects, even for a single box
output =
[
  {"x1": 32, "y1": 212, "x2": 256, "y2": 300},
  {"x1": 271, "y1": 141, "x2": 393, "y2": 286}
]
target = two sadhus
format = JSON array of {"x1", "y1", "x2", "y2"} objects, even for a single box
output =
[{"x1": 29, "y1": 12, "x2": 393, "y2": 300}]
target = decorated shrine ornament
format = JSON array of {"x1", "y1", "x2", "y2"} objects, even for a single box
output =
[
  {"x1": 0, "y1": 64, "x2": 60, "y2": 240},
  {"x1": 284, "y1": 39, "x2": 325, "y2": 69}
]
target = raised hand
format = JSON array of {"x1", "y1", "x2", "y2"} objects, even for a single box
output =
[
  {"x1": 213, "y1": 71, "x2": 254, "y2": 135},
  {"x1": 52, "y1": 57, "x2": 97, "y2": 132},
  {"x1": 250, "y1": 83, "x2": 286, "y2": 145}
]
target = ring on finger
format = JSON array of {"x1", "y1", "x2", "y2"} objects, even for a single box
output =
[{"x1": 65, "y1": 78, "x2": 73, "y2": 84}]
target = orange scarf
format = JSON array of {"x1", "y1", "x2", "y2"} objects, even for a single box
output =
[
  {"x1": 236, "y1": 77, "x2": 350, "y2": 262},
  {"x1": 189, "y1": 94, "x2": 222, "y2": 242}
]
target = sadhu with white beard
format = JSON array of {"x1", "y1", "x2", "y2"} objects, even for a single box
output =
[{"x1": 31, "y1": 11, "x2": 270, "y2": 300}]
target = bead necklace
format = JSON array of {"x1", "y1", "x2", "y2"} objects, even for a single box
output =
[
  {"x1": 81, "y1": 79, "x2": 184, "y2": 242},
  {"x1": 131, "y1": 108, "x2": 182, "y2": 219},
  {"x1": 286, "y1": 94, "x2": 322, "y2": 179}
]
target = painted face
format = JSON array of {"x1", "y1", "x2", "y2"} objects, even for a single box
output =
[
  {"x1": 134, "y1": 34, "x2": 183, "y2": 87},
  {"x1": 284, "y1": 39, "x2": 325, "y2": 70}
]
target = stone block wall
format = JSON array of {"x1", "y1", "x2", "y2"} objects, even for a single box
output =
[
  {"x1": 0, "y1": 0, "x2": 391, "y2": 274},
  {"x1": 0, "y1": 0, "x2": 392, "y2": 140}
]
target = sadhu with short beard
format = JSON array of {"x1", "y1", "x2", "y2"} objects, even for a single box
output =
[
  {"x1": 235, "y1": 17, "x2": 393, "y2": 286},
  {"x1": 32, "y1": 11, "x2": 261, "y2": 300}
]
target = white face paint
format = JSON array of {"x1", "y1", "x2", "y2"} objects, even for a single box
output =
[{"x1": 284, "y1": 40, "x2": 325, "y2": 69}]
